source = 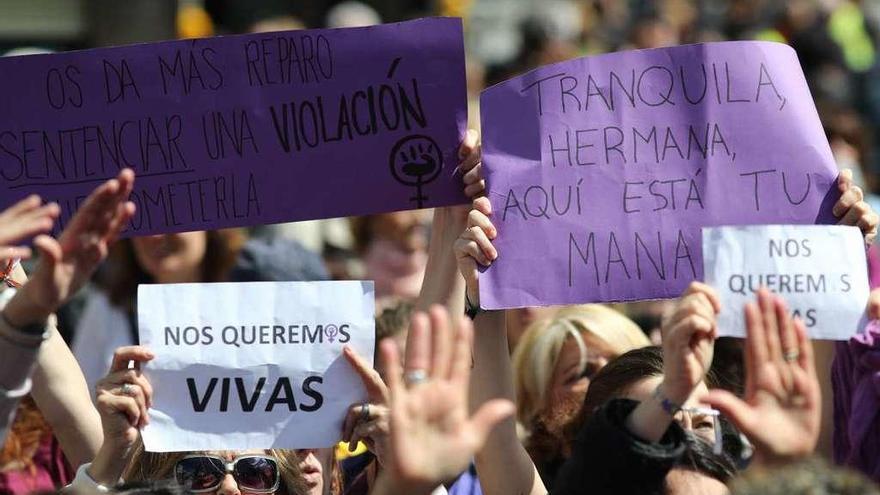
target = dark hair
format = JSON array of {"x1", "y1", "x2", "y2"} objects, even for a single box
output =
[
  {"x1": 375, "y1": 301, "x2": 414, "y2": 342},
  {"x1": 104, "y1": 229, "x2": 246, "y2": 309},
  {"x1": 673, "y1": 430, "x2": 738, "y2": 484},
  {"x1": 730, "y1": 457, "x2": 880, "y2": 495}
]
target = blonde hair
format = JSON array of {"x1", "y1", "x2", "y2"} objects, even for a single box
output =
[
  {"x1": 511, "y1": 304, "x2": 650, "y2": 425},
  {"x1": 122, "y1": 443, "x2": 306, "y2": 495}
]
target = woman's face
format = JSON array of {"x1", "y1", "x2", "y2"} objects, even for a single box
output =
[
  {"x1": 184, "y1": 449, "x2": 278, "y2": 495},
  {"x1": 295, "y1": 448, "x2": 332, "y2": 495},
  {"x1": 625, "y1": 376, "x2": 718, "y2": 446},
  {"x1": 547, "y1": 333, "x2": 615, "y2": 408},
  {"x1": 132, "y1": 231, "x2": 207, "y2": 283}
]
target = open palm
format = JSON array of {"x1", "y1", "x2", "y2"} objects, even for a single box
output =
[
  {"x1": 703, "y1": 289, "x2": 820, "y2": 463},
  {"x1": 379, "y1": 307, "x2": 514, "y2": 492}
]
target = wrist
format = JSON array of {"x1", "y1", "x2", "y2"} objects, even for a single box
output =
[
  {"x1": 3, "y1": 286, "x2": 50, "y2": 328},
  {"x1": 89, "y1": 441, "x2": 131, "y2": 486}
]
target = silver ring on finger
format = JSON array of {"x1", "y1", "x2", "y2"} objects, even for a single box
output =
[
  {"x1": 783, "y1": 349, "x2": 800, "y2": 362},
  {"x1": 121, "y1": 383, "x2": 136, "y2": 396},
  {"x1": 404, "y1": 369, "x2": 428, "y2": 386},
  {"x1": 359, "y1": 403, "x2": 371, "y2": 422}
]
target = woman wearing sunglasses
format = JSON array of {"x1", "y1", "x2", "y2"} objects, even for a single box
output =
[{"x1": 68, "y1": 346, "x2": 308, "y2": 495}]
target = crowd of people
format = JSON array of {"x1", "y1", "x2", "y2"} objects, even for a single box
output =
[{"x1": 2, "y1": 1, "x2": 880, "y2": 495}]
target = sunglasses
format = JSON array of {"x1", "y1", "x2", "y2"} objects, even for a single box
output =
[{"x1": 174, "y1": 455, "x2": 281, "y2": 493}]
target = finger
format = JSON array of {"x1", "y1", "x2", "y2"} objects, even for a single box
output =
[
  {"x1": 468, "y1": 399, "x2": 516, "y2": 447},
  {"x1": 115, "y1": 382, "x2": 149, "y2": 428},
  {"x1": 832, "y1": 186, "x2": 863, "y2": 217},
  {"x1": 429, "y1": 305, "x2": 453, "y2": 380},
  {"x1": 33, "y1": 235, "x2": 63, "y2": 266},
  {"x1": 464, "y1": 180, "x2": 486, "y2": 199},
  {"x1": 759, "y1": 288, "x2": 783, "y2": 363},
  {"x1": 464, "y1": 226, "x2": 497, "y2": 261},
  {"x1": 342, "y1": 405, "x2": 359, "y2": 444},
  {"x1": 403, "y1": 312, "x2": 430, "y2": 379},
  {"x1": 744, "y1": 301, "x2": 767, "y2": 386},
  {"x1": 110, "y1": 346, "x2": 155, "y2": 372},
  {"x1": 700, "y1": 389, "x2": 756, "y2": 434},
  {"x1": 100, "y1": 393, "x2": 141, "y2": 427},
  {"x1": 793, "y1": 317, "x2": 815, "y2": 378},
  {"x1": 5, "y1": 195, "x2": 42, "y2": 216},
  {"x1": 458, "y1": 129, "x2": 479, "y2": 162},
  {"x1": 463, "y1": 163, "x2": 483, "y2": 185},
  {"x1": 380, "y1": 339, "x2": 403, "y2": 403},
  {"x1": 350, "y1": 421, "x2": 381, "y2": 452},
  {"x1": 868, "y1": 289, "x2": 880, "y2": 320},
  {"x1": 838, "y1": 201, "x2": 872, "y2": 228},
  {"x1": 683, "y1": 281, "x2": 722, "y2": 313},
  {"x1": 473, "y1": 196, "x2": 492, "y2": 216},
  {"x1": 0, "y1": 246, "x2": 32, "y2": 262},
  {"x1": 838, "y1": 168, "x2": 854, "y2": 193},
  {"x1": 450, "y1": 317, "x2": 474, "y2": 386},
  {"x1": 467, "y1": 209, "x2": 497, "y2": 239},
  {"x1": 773, "y1": 296, "x2": 796, "y2": 393},
  {"x1": 105, "y1": 201, "x2": 137, "y2": 243},
  {"x1": 343, "y1": 346, "x2": 388, "y2": 402},
  {"x1": 457, "y1": 237, "x2": 492, "y2": 267}
]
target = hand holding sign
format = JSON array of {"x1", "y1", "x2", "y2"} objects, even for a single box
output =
[
  {"x1": 454, "y1": 197, "x2": 497, "y2": 307},
  {"x1": 702, "y1": 289, "x2": 821, "y2": 465},
  {"x1": 0, "y1": 195, "x2": 60, "y2": 261},
  {"x1": 374, "y1": 306, "x2": 514, "y2": 494},
  {"x1": 90, "y1": 345, "x2": 155, "y2": 486},
  {"x1": 834, "y1": 169, "x2": 879, "y2": 245},
  {"x1": 3, "y1": 169, "x2": 136, "y2": 327},
  {"x1": 341, "y1": 346, "x2": 390, "y2": 462}
]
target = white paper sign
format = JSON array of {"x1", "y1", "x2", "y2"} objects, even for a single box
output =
[
  {"x1": 138, "y1": 281, "x2": 375, "y2": 452},
  {"x1": 702, "y1": 225, "x2": 869, "y2": 340}
]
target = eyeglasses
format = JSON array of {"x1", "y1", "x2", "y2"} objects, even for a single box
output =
[
  {"x1": 174, "y1": 455, "x2": 280, "y2": 493},
  {"x1": 674, "y1": 406, "x2": 723, "y2": 455}
]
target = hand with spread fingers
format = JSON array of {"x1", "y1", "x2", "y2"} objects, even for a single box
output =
[
  {"x1": 90, "y1": 345, "x2": 155, "y2": 485},
  {"x1": 342, "y1": 346, "x2": 391, "y2": 463},
  {"x1": 702, "y1": 289, "x2": 821, "y2": 465},
  {"x1": 2, "y1": 169, "x2": 136, "y2": 327},
  {"x1": 834, "y1": 169, "x2": 879, "y2": 245},
  {"x1": 454, "y1": 197, "x2": 497, "y2": 307},
  {"x1": 0, "y1": 195, "x2": 60, "y2": 262},
  {"x1": 373, "y1": 306, "x2": 515, "y2": 495}
]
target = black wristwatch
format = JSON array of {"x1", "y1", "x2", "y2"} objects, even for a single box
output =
[{"x1": 465, "y1": 293, "x2": 483, "y2": 320}]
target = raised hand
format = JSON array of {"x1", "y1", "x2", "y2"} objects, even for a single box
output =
[
  {"x1": 89, "y1": 345, "x2": 154, "y2": 485},
  {"x1": 834, "y1": 169, "x2": 879, "y2": 245},
  {"x1": 3, "y1": 169, "x2": 135, "y2": 327},
  {"x1": 458, "y1": 129, "x2": 484, "y2": 199},
  {"x1": 660, "y1": 282, "x2": 721, "y2": 403},
  {"x1": 0, "y1": 195, "x2": 60, "y2": 262},
  {"x1": 454, "y1": 197, "x2": 497, "y2": 306},
  {"x1": 702, "y1": 289, "x2": 821, "y2": 464},
  {"x1": 341, "y1": 346, "x2": 391, "y2": 463},
  {"x1": 375, "y1": 306, "x2": 514, "y2": 494}
]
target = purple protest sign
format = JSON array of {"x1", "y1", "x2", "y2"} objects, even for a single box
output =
[
  {"x1": 0, "y1": 18, "x2": 466, "y2": 236},
  {"x1": 479, "y1": 41, "x2": 839, "y2": 309}
]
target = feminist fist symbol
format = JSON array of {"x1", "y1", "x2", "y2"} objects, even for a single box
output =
[{"x1": 389, "y1": 135, "x2": 443, "y2": 208}]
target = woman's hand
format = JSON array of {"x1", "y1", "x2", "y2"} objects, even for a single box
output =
[
  {"x1": 89, "y1": 345, "x2": 155, "y2": 485},
  {"x1": 459, "y1": 129, "x2": 484, "y2": 199},
  {"x1": 3, "y1": 169, "x2": 136, "y2": 327},
  {"x1": 342, "y1": 346, "x2": 391, "y2": 464},
  {"x1": 834, "y1": 169, "x2": 879, "y2": 245},
  {"x1": 702, "y1": 289, "x2": 821, "y2": 464},
  {"x1": 454, "y1": 197, "x2": 497, "y2": 307},
  {"x1": 660, "y1": 282, "x2": 721, "y2": 404},
  {"x1": 0, "y1": 195, "x2": 60, "y2": 261},
  {"x1": 374, "y1": 306, "x2": 514, "y2": 494}
]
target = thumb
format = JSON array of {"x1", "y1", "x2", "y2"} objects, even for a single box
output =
[
  {"x1": 468, "y1": 399, "x2": 515, "y2": 446},
  {"x1": 701, "y1": 389, "x2": 755, "y2": 433},
  {"x1": 839, "y1": 168, "x2": 854, "y2": 192},
  {"x1": 33, "y1": 235, "x2": 62, "y2": 268}
]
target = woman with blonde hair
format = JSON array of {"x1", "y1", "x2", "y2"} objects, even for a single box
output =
[{"x1": 511, "y1": 304, "x2": 650, "y2": 487}]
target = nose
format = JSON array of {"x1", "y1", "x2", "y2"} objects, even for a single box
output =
[{"x1": 215, "y1": 473, "x2": 240, "y2": 495}]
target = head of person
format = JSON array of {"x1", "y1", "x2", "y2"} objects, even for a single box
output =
[
  {"x1": 729, "y1": 457, "x2": 880, "y2": 495},
  {"x1": 512, "y1": 305, "x2": 651, "y2": 427},
  {"x1": 373, "y1": 300, "x2": 414, "y2": 380},
  {"x1": 105, "y1": 229, "x2": 246, "y2": 308},
  {"x1": 124, "y1": 447, "x2": 307, "y2": 495},
  {"x1": 572, "y1": 346, "x2": 738, "y2": 494}
]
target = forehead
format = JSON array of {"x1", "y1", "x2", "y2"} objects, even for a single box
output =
[{"x1": 203, "y1": 449, "x2": 268, "y2": 460}]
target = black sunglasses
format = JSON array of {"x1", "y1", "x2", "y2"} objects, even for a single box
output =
[{"x1": 174, "y1": 455, "x2": 280, "y2": 493}]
